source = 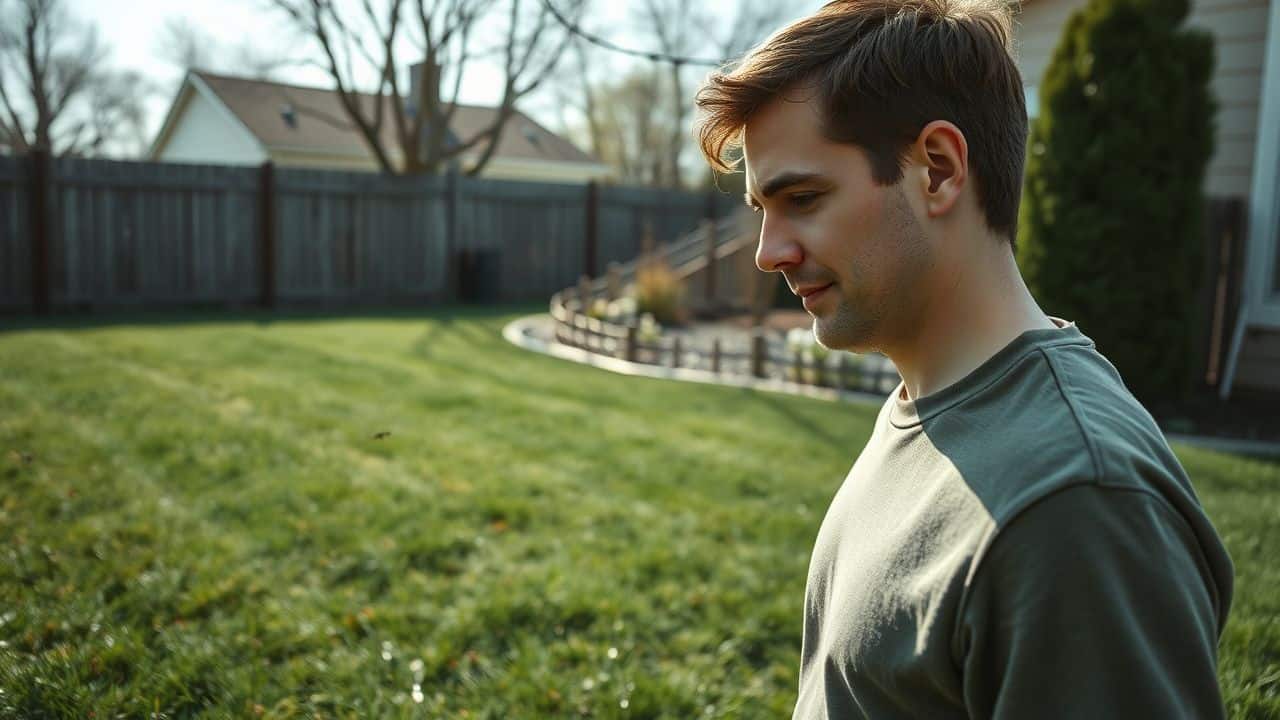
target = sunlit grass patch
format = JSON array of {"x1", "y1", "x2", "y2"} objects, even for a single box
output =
[{"x1": 0, "y1": 307, "x2": 1276, "y2": 718}]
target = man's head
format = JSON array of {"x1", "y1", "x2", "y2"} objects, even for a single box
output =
[{"x1": 694, "y1": 0, "x2": 1028, "y2": 352}]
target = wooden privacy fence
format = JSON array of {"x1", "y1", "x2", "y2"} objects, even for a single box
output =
[{"x1": 0, "y1": 152, "x2": 740, "y2": 312}]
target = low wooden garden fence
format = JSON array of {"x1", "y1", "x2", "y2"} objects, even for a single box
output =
[{"x1": 549, "y1": 274, "x2": 901, "y2": 394}]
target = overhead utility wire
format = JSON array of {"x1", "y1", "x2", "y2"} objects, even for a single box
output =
[{"x1": 538, "y1": 0, "x2": 728, "y2": 67}]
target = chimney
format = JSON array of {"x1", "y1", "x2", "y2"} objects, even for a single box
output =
[{"x1": 407, "y1": 59, "x2": 440, "y2": 118}]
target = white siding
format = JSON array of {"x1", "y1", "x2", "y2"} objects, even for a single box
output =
[
  {"x1": 1014, "y1": 0, "x2": 1270, "y2": 198},
  {"x1": 156, "y1": 89, "x2": 266, "y2": 166}
]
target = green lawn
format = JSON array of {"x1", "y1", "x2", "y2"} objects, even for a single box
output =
[{"x1": 1, "y1": 307, "x2": 1277, "y2": 719}]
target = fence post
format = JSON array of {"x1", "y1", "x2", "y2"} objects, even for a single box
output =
[
  {"x1": 445, "y1": 168, "x2": 459, "y2": 302},
  {"x1": 578, "y1": 274, "x2": 592, "y2": 314},
  {"x1": 258, "y1": 161, "x2": 276, "y2": 309},
  {"x1": 625, "y1": 325, "x2": 638, "y2": 363},
  {"x1": 671, "y1": 336, "x2": 682, "y2": 368},
  {"x1": 606, "y1": 262, "x2": 621, "y2": 301},
  {"x1": 703, "y1": 218, "x2": 718, "y2": 305},
  {"x1": 711, "y1": 338, "x2": 721, "y2": 374},
  {"x1": 751, "y1": 330, "x2": 767, "y2": 378},
  {"x1": 27, "y1": 149, "x2": 50, "y2": 314},
  {"x1": 584, "y1": 180, "x2": 599, "y2": 279},
  {"x1": 793, "y1": 347, "x2": 804, "y2": 385},
  {"x1": 837, "y1": 354, "x2": 849, "y2": 392}
]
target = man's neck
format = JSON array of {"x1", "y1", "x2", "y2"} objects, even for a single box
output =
[{"x1": 888, "y1": 246, "x2": 1054, "y2": 403}]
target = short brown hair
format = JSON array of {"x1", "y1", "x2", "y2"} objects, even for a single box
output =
[{"x1": 695, "y1": 0, "x2": 1028, "y2": 242}]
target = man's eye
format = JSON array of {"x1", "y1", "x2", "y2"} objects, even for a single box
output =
[{"x1": 790, "y1": 193, "x2": 820, "y2": 209}]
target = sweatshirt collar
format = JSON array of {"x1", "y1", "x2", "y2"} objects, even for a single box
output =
[{"x1": 889, "y1": 317, "x2": 1092, "y2": 429}]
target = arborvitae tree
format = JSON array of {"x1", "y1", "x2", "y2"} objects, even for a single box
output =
[{"x1": 1017, "y1": 0, "x2": 1215, "y2": 405}]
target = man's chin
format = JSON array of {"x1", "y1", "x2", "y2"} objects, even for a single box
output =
[
  {"x1": 813, "y1": 316, "x2": 871, "y2": 354},
  {"x1": 811, "y1": 320, "x2": 845, "y2": 351}
]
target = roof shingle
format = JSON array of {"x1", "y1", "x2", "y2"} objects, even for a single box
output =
[{"x1": 194, "y1": 70, "x2": 596, "y2": 165}]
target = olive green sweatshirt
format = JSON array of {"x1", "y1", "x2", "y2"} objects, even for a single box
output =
[{"x1": 793, "y1": 318, "x2": 1233, "y2": 719}]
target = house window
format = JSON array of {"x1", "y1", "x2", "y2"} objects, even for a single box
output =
[{"x1": 1025, "y1": 85, "x2": 1039, "y2": 120}]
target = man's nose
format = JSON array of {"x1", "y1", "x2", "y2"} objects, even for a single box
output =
[{"x1": 756, "y1": 216, "x2": 803, "y2": 272}]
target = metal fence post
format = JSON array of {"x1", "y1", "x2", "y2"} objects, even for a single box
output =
[{"x1": 711, "y1": 338, "x2": 721, "y2": 374}]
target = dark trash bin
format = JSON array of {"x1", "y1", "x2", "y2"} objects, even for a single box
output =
[{"x1": 455, "y1": 249, "x2": 502, "y2": 303}]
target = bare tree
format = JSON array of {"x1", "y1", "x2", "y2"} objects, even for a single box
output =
[
  {"x1": 268, "y1": 0, "x2": 585, "y2": 176},
  {"x1": 545, "y1": 35, "x2": 665, "y2": 184},
  {"x1": 82, "y1": 69, "x2": 149, "y2": 156},
  {"x1": 155, "y1": 17, "x2": 291, "y2": 80},
  {"x1": 0, "y1": 0, "x2": 146, "y2": 156},
  {"x1": 631, "y1": 0, "x2": 793, "y2": 188},
  {"x1": 156, "y1": 17, "x2": 214, "y2": 73},
  {"x1": 561, "y1": 64, "x2": 670, "y2": 185}
]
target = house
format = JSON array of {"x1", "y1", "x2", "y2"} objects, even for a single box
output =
[
  {"x1": 147, "y1": 70, "x2": 612, "y2": 184},
  {"x1": 1015, "y1": 0, "x2": 1280, "y2": 396}
]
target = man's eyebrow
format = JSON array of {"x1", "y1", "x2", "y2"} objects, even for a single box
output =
[{"x1": 744, "y1": 171, "x2": 824, "y2": 207}]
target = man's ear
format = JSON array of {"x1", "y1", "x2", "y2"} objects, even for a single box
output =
[{"x1": 912, "y1": 120, "x2": 967, "y2": 219}]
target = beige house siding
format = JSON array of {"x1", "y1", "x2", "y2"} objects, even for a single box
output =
[
  {"x1": 477, "y1": 157, "x2": 613, "y2": 184},
  {"x1": 265, "y1": 149, "x2": 612, "y2": 183},
  {"x1": 268, "y1": 149, "x2": 381, "y2": 172},
  {"x1": 1014, "y1": 0, "x2": 1270, "y2": 198}
]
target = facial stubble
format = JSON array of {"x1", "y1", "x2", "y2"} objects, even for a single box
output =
[{"x1": 812, "y1": 185, "x2": 933, "y2": 354}]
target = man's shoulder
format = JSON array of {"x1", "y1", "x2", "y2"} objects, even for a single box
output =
[
  {"x1": 1042, "y1": 342, "x2": 1190, "y2": 491},
  {"x1": 929, "y1": 339, "x2": 1186, "y2": 528}
]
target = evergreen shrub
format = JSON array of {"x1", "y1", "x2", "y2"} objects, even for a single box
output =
[{"x1": 1017, "y1": 0, "x2": 1216, "y2": 403}]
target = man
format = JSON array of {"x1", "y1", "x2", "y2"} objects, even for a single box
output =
[{"x1": 694, "y1": 1, "x2": 1233, "y2": 717}]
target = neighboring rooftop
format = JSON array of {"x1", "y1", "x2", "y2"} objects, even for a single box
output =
[{"x1": 166, "y1": 70, "x2": 598, "y2": 166}]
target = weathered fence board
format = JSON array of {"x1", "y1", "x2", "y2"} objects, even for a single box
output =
[
  {"x1": 0, "y1": 156, "x2": 740, "y2": 311},
  {"x1": 0, "y1": 155, "x2": 31, "y2": 310},
  {"x1": 40, "y1": 158, "x2": 260, "y2": 308},
  {"x1": 455, "y1": 178, "x2": 588, "y2": 300},
  {"x1": 274, "y1": 168, "x2": 447, "y2": 303},
  {"x1": 596, "y1": 186, "x2": 741, "y2": 267}
]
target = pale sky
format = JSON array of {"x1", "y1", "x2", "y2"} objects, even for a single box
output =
[{"x1": 66, "y1": 0, "x2": 822, "y2": 154}]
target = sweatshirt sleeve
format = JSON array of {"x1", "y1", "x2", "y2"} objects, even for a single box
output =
[{"x1": 957, "y1": 483, "x2": 1227, "y2": 719}]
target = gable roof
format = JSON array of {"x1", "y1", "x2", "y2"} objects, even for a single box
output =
[{"x1": 162, "y1": 70, "x2": 597, "y2": 166}]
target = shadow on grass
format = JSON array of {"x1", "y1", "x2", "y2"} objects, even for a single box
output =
[
  {"x1": 0, "y1": 302, "x2": 545, "y2": 334},
  {"x1": 743, "y1": 387, "x2": 867, "y2": 449},
  {"x1": 407, "y1": 320, "x2": 617, "y2": 409}
]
